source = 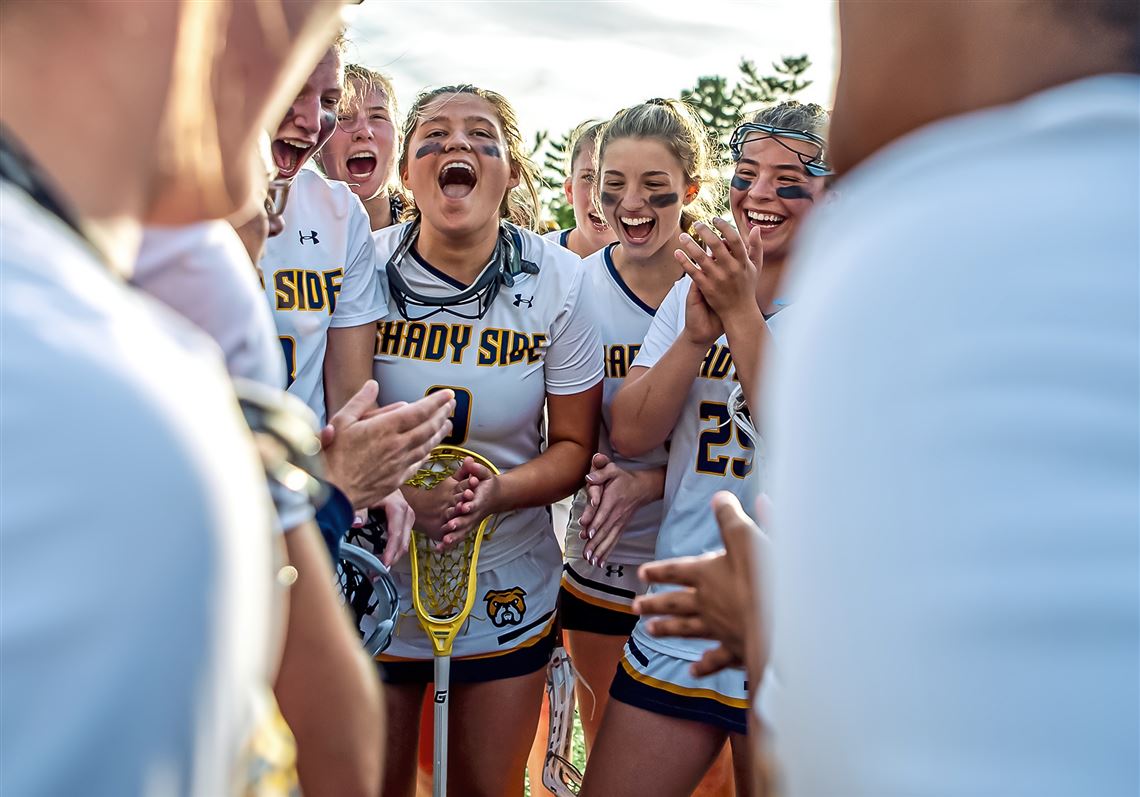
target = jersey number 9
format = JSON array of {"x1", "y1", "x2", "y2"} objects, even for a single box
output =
[{"x1": 427, "y1": 385, "x2": 472, "y2": 447}]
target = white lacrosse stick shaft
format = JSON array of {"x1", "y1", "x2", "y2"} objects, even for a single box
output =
[{"x1": 432, "y1": 653, "x2": 450, "y2": 797}]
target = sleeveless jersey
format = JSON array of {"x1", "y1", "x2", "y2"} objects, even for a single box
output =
[
  {"x1": 630, "y1": 275, "x2": 770, "y2": 661},
  {"x1": 566, "y1": 244, "x2": 669, "y2": 564},
  {"x1": 372, "y1": 222, "x2": 604, "y2": 571},
  {"x1": 261, "y1": 168, "x2": 387, "y2": 424}
]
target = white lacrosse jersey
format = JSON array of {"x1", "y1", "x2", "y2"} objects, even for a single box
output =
[
  {"x1": 566, "y1": 244, "x2": 668, "y2": 564},
  {"x1": 261, "y1": 168, "x2": 388, "y2": 424},
  {"x1": 543, "y1": 228, "x2": 572, "y2": 248},
  {"x1": 629, "y1": 275, "x2": 767, "y2": 662},
  {"x1": 372, "y1": 222, "x2": 604, "y2": 571}
]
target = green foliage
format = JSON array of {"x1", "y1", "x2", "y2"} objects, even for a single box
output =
[{"x1": 535, "y1": 55, "x2": 813, "y2": 226}]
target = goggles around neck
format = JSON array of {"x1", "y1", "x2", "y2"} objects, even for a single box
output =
[
  {"x1": 729, "y1": 123, "x2": 833, "y2": 177},
  {"x1": 385, "y1": 217, "x2": 539, "y2": 322}
]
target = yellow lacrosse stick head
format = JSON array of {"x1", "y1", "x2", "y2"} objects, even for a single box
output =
[{"x1": 405, "y1": 445, "x2": 500, "y2": 658}]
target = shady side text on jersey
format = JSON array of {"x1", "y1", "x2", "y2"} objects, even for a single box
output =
[{"x1": 372, "y1": 222, "x2": 604, "y2": 571}]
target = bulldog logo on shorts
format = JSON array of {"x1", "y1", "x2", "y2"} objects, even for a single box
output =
[{"x1": 484, "y1": 587, "x2": 527, "y2": 627}]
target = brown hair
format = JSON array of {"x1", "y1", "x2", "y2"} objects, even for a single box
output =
[
  {"x1": 595, "y1": 98, "x2": 721, "y2": 233},
  {"x1": 398, "y1": 84, "x2": 541, "y2": 230},
  {"x1": 567, "y1": 120, "x2": 605, "y2": 175},
  {"x1": 337, "y1": 63, "x2": 409, "y2": 213}
]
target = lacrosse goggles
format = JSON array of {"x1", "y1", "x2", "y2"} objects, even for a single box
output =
[
  {"x1": 729, "y1": 122, "x2": 833, "y2": 178},
  {"x1": 385, "y1": 217, "x2": 539, "y2": 321}
]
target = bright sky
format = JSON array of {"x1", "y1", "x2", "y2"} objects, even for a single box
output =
[{"x1": 344, "y1": 1, "x2": 838, "y2": 142}]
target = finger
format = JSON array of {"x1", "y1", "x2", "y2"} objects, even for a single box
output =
[
  {"x1": 578, "y1": 500, "x2": 597, "y2": 530},
  {"x1": 329, "y1": 379, "x2": 380, "y2": 433},
  {"x1": 588, "y1": 491, "x2": 619, "y2": 537},
  {"x1": 690, "y1": 223, "x2": 730, "y2": 264},
  {"x1": 587, "y1": 523, "x2": 622, "y2": 565},
  {"x1": 691, "y1": 646, "x2": 741, "y2": 678},
  {"x1": 746, "y1": 224, "x2": 765, "y2": 271},
  {"x1": 637, "y1": 554, "x2": 715, "y2": 588},
  {"x1": 587, "y1": 483, "x2": 603, "y2": 507},
  {"x1": 319, "y1": 424, "x2": 335, "y2": 448},
  {"x1": 591, "y1": 452, "x2": 611, "y2": 470},
  {"x1": 676, "y1": 249, "x2": 712, "y2": 289},
  {"x1": 711, "y1": 491, "x2": 759, "y2": 556},
  {"x1": 372, "y1": 400, "x2": 409, "y2": 416},
  {"x1": 677, "y1": 232, "x2": 715, "y2": 271},
  {"x1": 632, "y1": 587, "x2": 699, "y2": 618},
  {"x1": 710, "y1": 217, "x2": 747, "y2": 262},
  {"x1": 645, "y1": 615, "x2": 710, "y2": 639}
]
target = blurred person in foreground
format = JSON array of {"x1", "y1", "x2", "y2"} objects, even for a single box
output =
[
  {"x1": 636, "y1": 2, "x2": 1139, "y2": 796},
  {"x1": 0, "y1": 2, "x2": 355, "y2": 795}
]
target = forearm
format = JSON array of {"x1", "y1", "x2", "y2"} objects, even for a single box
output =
[
  {"x1": 722, "y1": 306, "x2": 768, "y2": 420},
  {"x1": 494, "y1": 438, "x2": 593, "y2": 512},
  {"x1": 610, "y1": 339, "x2": 707, "y2": 457},
  {"x1": 324, "y1": 325, "x2": 377, "y2": 418},
  {"x1": 274, "y1": 522, "x2": 383, "y2": 797}
]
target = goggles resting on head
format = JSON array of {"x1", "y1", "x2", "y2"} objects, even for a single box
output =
[
  {"x1": 385, "y1": 217, "x2": 540, "y2": 322},
  {"x1": 729, "y1": 123, "x2": 833, "y2": 177}
]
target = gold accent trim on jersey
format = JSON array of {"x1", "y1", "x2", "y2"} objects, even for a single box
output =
[
  {"x1": 272, "y1": 267, "x2": 343, "y2": 315},
  {"x1": 699, "y1": 343, "x2": 735, "y2": 381},
  {"x1": 476, "y1": 329, "x2": 548, "y2": 367},
  {"x1": 605, "y1": 343, "x2": 643, "y2": 379}
]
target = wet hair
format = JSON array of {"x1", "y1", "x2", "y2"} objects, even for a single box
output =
[
  {"x1": 567, "y1": 120, "x2": 605, "y2": 175},
  {"x1": 595, "y1": 98, "x2": 722, "y2": 233},
  {"x1": 398, "y1": 84, "x2": 542, "y2": 230}
]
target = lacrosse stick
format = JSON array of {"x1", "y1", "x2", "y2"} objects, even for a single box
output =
[
  {"x1": 542, "y1": 645, "x2": 584, "y2": 796},
  {"x1": 406, "y1": 446, "x2": 501, "y2": 797},
  {"x1": 727, "y1": 383, "x2": 758, "y2": 443}
]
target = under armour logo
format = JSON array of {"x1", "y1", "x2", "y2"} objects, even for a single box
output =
[
  {"x1": 604, "y1": 564, "x2": 625, "y2": 578},
  {"x1": 513, "y1": 293, "x2": 534, "y2": 308},
  {"x1": 298, "y1": 230, "x2": 320, "y2": 244}
]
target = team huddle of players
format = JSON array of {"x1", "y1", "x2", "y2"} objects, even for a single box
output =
[{"x1": 256, "y1": 34, "x2": 828, "y2": 797}]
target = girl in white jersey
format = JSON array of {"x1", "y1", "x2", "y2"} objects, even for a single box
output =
[
  {"x1": 261, "y1": 38, "x2": 388, "y2": 426},
  {"x1": 557, "y1": 100, "x2": 724, "y2": 757},
  {"x1": 581, "y1": 103, "x2": 830, "y2": 797},
  {"x1": 317, "y1": 64, "x2": 409, "y2": 233},
  {"x1": 369, "y1": 84, "x2": 603, "y2": 797},
  {"x1": 543, "y1": 120, "x2": 616, "y2": 258}
]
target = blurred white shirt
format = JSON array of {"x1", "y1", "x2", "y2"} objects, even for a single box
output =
[
  {"x1": 766, "y1": 75, "x2": 1140, "y2": 797},
  {"x1": 1, "y1": 185, "x2": 279, "y2": 796}
]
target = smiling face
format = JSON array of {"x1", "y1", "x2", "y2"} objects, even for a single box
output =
[
  {"x1": 271, "y1": 46, "x2": 343, "y2": 180},
  {"x1": 730, "y1": 135, "x2": 825, "y2": 261},
  {"x1": 598, "y1": 136, "x2": 693, "y2": 258},
  {"x1": 400, "y1": 92, "x2": 518, "y2": 239},
  {"x1": 564, "y1": 144, "x2": 615, "y2": 253},
  {"x1": 320, "y1": 80, "x2": 397, "y2": 201}
]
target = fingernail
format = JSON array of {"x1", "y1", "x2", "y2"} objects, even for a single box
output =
[{"x1": 588, "y1": 529, "x2": 595, "y2": 539}]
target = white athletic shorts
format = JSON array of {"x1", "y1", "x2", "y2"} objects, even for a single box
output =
[{"x1": 377, "y1": 533, "x2": 561, "y2": 684}]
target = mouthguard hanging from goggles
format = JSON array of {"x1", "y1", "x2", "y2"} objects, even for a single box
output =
[
  {"x1": 386, "y1": 217, "x2": 540, "y2": 321},
  {"x1": 729, "y1": 122, "x2": 833, "y2": 178}
]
